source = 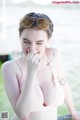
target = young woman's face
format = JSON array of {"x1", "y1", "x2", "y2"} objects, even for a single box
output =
[{"x1": 20, "y1": 28, "x2": 49, "y2": 57}]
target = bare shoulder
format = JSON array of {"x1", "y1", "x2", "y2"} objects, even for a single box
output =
[
  {"x1": 46, "y1": 47, "x2": 59, "y2": 59},
  {"x1": 1, "y1": 59, "x2": 18, "y2": 75},
  {"x1": 1, "y1": 60, "x2": 14, "y2": 70}
]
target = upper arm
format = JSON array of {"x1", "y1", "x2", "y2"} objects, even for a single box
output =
[
  {"x1": 55, "y1": 50, "x2": 66, "y2": 80},
  {"x1": 1, "y1": 61, "x2": 20, "y2": 112},
  {"x1": 49, "y1": 48, "x2": 66, "y2": 84}
]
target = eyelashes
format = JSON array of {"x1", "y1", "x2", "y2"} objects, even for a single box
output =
[{"x1": 23, "y1": 41, "x2": 42, "y2": 45}]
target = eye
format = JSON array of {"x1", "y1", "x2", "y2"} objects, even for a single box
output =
[
  {"x1": 37, "y1": 43, "x2": 43, "y2": 45},
  {"x1": 23, "y1": 41, "x2": 31, "y2": 44}
]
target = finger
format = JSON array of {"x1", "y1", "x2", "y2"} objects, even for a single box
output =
[
  {"x1": 35, "y1": 56, "x2": 43, "y2": 65},
  {"x1": 30, "y1": 51, "x2": 40, "y2": 60},
  {"x1": 27, "y1": 50, "x2": 39, "y2": 59},
  {"x1": 32, "y1": 53, "x2": 40, "y2": 62},
  {"x1": 35, "y1": 57, "x2": 41, "y2": 64},
  {"x1": 38, "y1": 57, "x2": 43, "y2": 65}
]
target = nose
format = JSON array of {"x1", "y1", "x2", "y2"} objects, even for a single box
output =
[{"x1": 30, "y1": 43, "x2": 36, "y2": 51}]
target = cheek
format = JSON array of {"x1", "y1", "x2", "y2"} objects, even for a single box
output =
[
  {"x1": 39, "y1": 45, "x2": 46, "y2": 54},
  {"x1": 38, "y1": 45, "x2": 44, "y2": 49},
  {"x1": 21, "y1": 43, "x2": 29, "y2": 52}
]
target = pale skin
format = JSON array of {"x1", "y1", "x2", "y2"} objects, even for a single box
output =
[{"x1": 1, "y1": 28, "x2": 79, "y2": 120}]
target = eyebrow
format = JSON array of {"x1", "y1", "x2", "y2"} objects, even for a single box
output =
[{"x1": 23, "y1": 38, "x2": 44, "y2": 42}]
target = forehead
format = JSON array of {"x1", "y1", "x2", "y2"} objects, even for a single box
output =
[{"x1": 20, "y1": 28, "x2": 48, "y2": 41}]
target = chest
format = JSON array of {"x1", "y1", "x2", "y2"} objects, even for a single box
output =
[{"x1": 25, "y1": 66, "x2": 56, "y2": 105}]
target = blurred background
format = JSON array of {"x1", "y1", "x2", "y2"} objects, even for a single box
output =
[{"x1": 0, "y1": 0, "x2": 80, "y2": 119}]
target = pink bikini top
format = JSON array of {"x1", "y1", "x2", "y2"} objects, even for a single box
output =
[{"x1": 16, "y1": 55, "x2": 64, "y2": 112}]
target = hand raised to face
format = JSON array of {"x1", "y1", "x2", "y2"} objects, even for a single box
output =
[{"x1": 26, "y1": 48, "x2": 43, "y2": 76}]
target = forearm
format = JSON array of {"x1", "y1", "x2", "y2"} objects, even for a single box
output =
[
  {"x1": 64, "y1": 83, "x2": 76, "y2": 116},
  {"x1": 15, "y1": 73, "x2": 36, "y2": 120}
]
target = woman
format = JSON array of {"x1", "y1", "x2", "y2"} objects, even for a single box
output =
[{"x1": 1, "y1": 12, "x2": 79, "y2": 120}]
